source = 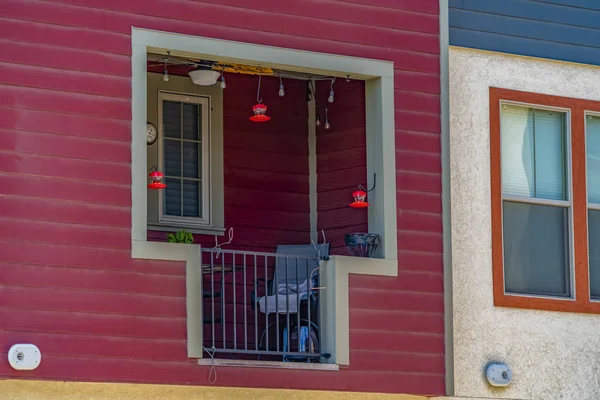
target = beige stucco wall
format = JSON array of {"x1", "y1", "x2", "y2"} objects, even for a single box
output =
[{"x1": 449, "y1": 46, "x2": 600, "y2": 400}]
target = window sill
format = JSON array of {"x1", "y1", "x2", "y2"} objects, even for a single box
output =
[
  {"x1": 148, "y1": 223, "x2": 226, "y2": 236},
  {"x1": 494, "y1": 291, "x2": 600, "y2": 314},
  {"x1": 197, "y1": 358, "x2": 339, "y2": 371}
]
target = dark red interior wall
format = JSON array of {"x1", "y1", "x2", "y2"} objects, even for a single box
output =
[
  {"x1": 315, "y1": 80, "x2": 368, "y2": 255},
  {"x1": 148, "y1": 73, "x2": 310, "y2": 252}
]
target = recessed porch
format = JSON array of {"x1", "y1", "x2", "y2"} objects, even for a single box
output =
[{"x1": 145, "y1": 53, "x2": 369, "y2": 363}]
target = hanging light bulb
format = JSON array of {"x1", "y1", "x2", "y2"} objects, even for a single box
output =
[
  {"x1": 328, "y1": 78, "x2": 335, "y2": 103},
  {"x1": 220, "y1": 73, "x2": 226, "y2": 89},
  {"x1": 316, "y1": 103, "x2": 321, "y2": 126},
  {"x1": 278, "y1": 74, "x2": 285, "y2": 97},
  {"x1": 325, "y1": 106, "x2": 330, "y2": 129},
  {"x1": 162, "y1": 51, "x2": 170, "y2": 82}
]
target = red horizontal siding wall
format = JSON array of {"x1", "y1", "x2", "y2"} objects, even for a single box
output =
[{"x1": 0, "y1": 0, "x2": 444, "y2": 395}]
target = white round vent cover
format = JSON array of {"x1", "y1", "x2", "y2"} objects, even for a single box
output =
[{"x1": 8, "y1": 344, "x2": 41, "y2": 370}]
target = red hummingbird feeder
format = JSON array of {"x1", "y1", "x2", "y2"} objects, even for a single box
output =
[
  {"x1": 350, "y1": 190, "x2": 369, "y2": 208},
  {"x1": 249, "y1": 103, "x2": 270, "y2": 122},
  {"x1": 148, "y1": 166, "x2": 167, "y2": 189},
  {"x1": 349, "y1": 174, "x2": 376, "y2": 208},
  {"x1": 249, "y1": 71, "x2": 270, "y2": 122}
]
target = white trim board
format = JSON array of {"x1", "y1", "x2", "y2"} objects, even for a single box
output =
[{"x1": 131, "y1": 27, "x2": 398, "y2": 364}]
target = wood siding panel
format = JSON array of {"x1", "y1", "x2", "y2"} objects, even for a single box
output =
[
  {"x1": 449, "y1": 0, "x2": 600, "y2": 66},
  {"x1": 0, "y1": 0, "x2": 443, "y2": 395}
]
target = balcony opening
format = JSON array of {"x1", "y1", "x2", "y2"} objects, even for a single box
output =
[{"x1": 144, "y1": 51, "x2": 368, "y2": 362}]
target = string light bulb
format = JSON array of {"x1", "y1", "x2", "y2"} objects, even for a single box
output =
[
  {"x1": 162, "y1": 51, "x2": 170, "y2": 82},
  {"x1": 316, "y1": 103, "x2": 321, "y2": 126},
  {"x1": 325, "y1": 106, "x2": 330, "y2": 130},
  {"x1": 328, "y1": 78, "x2": 336, "y2": 103},
  {"x1": 278, "y1": 75, "x2": 285, "y2": 97},
  {"x1": 220, "y1": 73, "x2": 226, "y2": 89}
]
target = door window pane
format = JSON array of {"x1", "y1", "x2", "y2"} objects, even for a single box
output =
[
  {"x1": 183, "y1": 141, "x2": 200, "y2": 179},
  {"x1": 164, "y1": 178, "x2": 182, "y2": 216},
  {"x1": 183, "y1": 180, "x2": 201, "y2": 218},
  {"x1": 164, "y1": 139, "x2": 181, "y2": 176},
  {"x1": 163, "y1": 101, "x2": 181, "y2": 138},
  {"x1": 183, "y1": 103, "x2": 200, "y2": 141},
  {"x1": 503, "y1": 201, "x2": 571, "y2": 297}
]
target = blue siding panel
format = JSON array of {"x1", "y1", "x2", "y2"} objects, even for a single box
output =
[{"x1": 449, "y1": 0, "x2": 600, "y2": 66}]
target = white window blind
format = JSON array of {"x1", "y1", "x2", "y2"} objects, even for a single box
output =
[{"x1": 501, "y1": 105, "x2": 566, "y2": 201}]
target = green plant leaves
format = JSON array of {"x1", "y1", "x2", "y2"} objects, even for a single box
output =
[{"x1": 166, "y1": 230, "x2": 194, "y2": 244}]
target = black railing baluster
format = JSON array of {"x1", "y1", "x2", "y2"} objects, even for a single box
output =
[
  {"x1": 296, "y1": 261, "x2": 300, "y2": 354},
  {"x1": 285, "y1": 256, "x2": 290, "y2": 358},
  {"x1": 264, "y1": 255, "x2": 269, "y2": 352},
  {"x1": 233, "y1": 252, "x2": 237, "y2": 350},
  {"x1": 243, "y1": 253, "x2": 247, "y2": 351},
  {"x1": 306, "y1": 258, "x2": 311, "y2": 354},
  {"x1": 210, "y1": 250, "x2": 215, "y2": 349},
  {"x1": 274, "y1": 255, "x2": 279, "y2": 352},
  {"x1": 221, "y1": 251, "x2": 226, "y2": 350},
  {"x1": 254, "y1": 254, "x2": 258, "y2": 351}
]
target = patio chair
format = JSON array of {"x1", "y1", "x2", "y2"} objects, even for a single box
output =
[
  {"x1": 251, "y1": 244, "x2": 329, "y2": 312},
  {"x1": 250, "y1": 243, "x2": 329, "y2": 361}
]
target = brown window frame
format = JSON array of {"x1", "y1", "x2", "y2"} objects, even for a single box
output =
[{"x1": 490, "y1": 87, "x2": 600, "y2": 313}]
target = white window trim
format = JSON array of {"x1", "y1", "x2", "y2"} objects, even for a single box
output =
[
  {"x1": 131, "y1": 27, "x2": 397, "y2": 366},
  {"x1": 158, "y1": 91, "x2": 211, "y2": 227},
  {"x1": 499, "y1": 100, "x2": 575, "y2": 300}
]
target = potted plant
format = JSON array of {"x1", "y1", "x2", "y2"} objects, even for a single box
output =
[{"x1": 167, "y1": 229, "x2": 194, "y2": 244}]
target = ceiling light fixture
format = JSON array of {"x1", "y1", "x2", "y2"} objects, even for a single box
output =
[{"x1": 188, "y1": 65, "x2": 220, "y2": 86}]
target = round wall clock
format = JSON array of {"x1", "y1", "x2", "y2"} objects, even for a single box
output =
[{"x1": 147, "y1": 123, "x2": 158, "y2": 145}]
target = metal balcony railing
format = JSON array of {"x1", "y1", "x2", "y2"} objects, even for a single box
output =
[{"x1": 201, "y1": 247, "x2": 330, "y2": 362}]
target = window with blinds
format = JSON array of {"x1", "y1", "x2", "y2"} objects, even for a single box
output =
[
  {"x1": 586, "y1": 114, "x2": 600, "y2": 300},
  {"x1": 158, "y1": 92, "x2": 210, "y2": 226},
  {"x1": 500, "y1": 104, "x2": 571, "y2": 297}
]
